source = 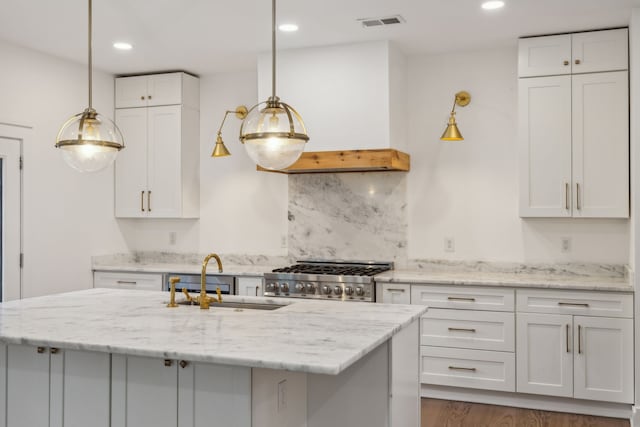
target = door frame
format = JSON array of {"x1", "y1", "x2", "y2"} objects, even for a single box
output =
[{"x1": 0, "y1": 122, "x2": 29, "y2": 300}]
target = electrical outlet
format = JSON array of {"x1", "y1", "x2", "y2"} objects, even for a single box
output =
[
  {"x1": 277, "y1": 379, "x2": 287, "y2": 412},
  {"x1": 561, "y1": 237, "x2": 571, "y2": 253},
  {"x1": 169, "y1": 231, "x2": 177, "y2": 245},
  {"x1": 444, "y1": 237, "x2": 455, "y2": 253}
]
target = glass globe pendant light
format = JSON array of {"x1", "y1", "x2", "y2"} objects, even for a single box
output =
[
  {"x1": 239, "y1": 0, "x2": 309, "y2": 170},
  {"x1": 55, "y1": 0, "x2": 124, "y2": 173}
]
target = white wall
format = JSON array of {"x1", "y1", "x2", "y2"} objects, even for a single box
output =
[
  {"x1": 407, "y1": 47, "x2": 629, "y2": 263},
  {"x1": 118, "y1": 71, "x2": 289, "y2": 256},
  {"x1": 0, "y1": 40, "x2": 129, "y2": 297}
]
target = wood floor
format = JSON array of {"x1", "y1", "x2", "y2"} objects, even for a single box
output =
[{"x1": 421, "y1": 398, "x2": 629, "y2": 427}]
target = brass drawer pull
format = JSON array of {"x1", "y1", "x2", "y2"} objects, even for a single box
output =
[
  {"x1": 386, "y1": 288, "x2": 406, "y2": 293},
  {"x1": 563, "y1": 60, "x2": 570, "y2": 66},
  {"x1": 164, "y1": 359, "x2": 173, "y2": 367},
  {"x1": 448, "y1": 366, "x2": 476, "y2": 372},
  {"x1": 566, "y1": 324, "x2": 570, "y2": 353},
  {"x1": 578, "y1": 324, "x2": 582, "y2": 354},
  {"x1": 50, "y1": 347, "x2": 59, "y2": 354},
  {"x1": 179, "y1": 360, "x2": 188, "y2": 369},
  {"x1": 141, "y1": 190, "x2": 145, "y2": 212},
  {"x1": 37, "y1": 347, "x2": 46, "y2": 354},
  {"x1": 117, "y1": 280, "x2": 137, "y2": 285},
  {"x1": 558, "y1": 302, "x2": 589, "y2": 308},
  {"x1": 448, "y1": 327, "x2": 476, "y2": 333},
  {"x1": 255, "y1": 286, "x2": 260, "y2": 296},
  {"x1": 447, "y1": 297, "x2": 476, "y2": 302},
  {"x1": 565, "y1": 182, "x2": 570, "y2": 210},
  {"x1": 140, "y1": 96, "x2": 145, "y2": 100},
  {"x1": 576, "y1": 183, "x2": 581, "y2": 210},
  {"x1": 575, "y1": 59, "x2": 581, "y2": 65},
  {"x1": 148, "y1": 190, "x2": 152, "y2": 212}
]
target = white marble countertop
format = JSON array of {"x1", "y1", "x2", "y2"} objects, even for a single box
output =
[
  {"x1": 376, "y1": 270, "x2": 633, "y2": 292},
  {"x1": 0, "y1": 289, "x2": 425, "y2": 375},
  {"x1": 93, "y1": 262, "x2": 274, "y2": 277}
]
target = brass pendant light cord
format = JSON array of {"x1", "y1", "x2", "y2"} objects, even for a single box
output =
[
  {"x1": 271, "y1": 0, "x2": 276, "y2": 99},
  {"x1": 88, "y1": 0, "x2": 93, "y2": 109}
]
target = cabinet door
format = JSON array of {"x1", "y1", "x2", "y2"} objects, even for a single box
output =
[
  {"x1": 112, "y1": 356, "x2": 178, "y2": 427},
  {"x1": 147, "y1": 105, "x2": 183, "y2": 218},
  {"x1": 237, "y1": 276, "x2": 264, "y2": 296},
  {"x1": 381, "y1": 284, "x2": 410, "y2": 304},
  {"x1": 115, "y1": 76, "x2": 149, "y2": 108},
  {"x1": 516, "y1": 313, "x2": 573, "y2": 397},
  {"x1": 573, "y1": 316, "x2": 633, "y2": 403},
  {"x1": 572, "y1": 29, "x2": 628, "y2": 74},
  {"x1": 147, "y1": 73, "x2": 183, "y2": 107},
  {"x1": 518, "y1": 34, "x2": 571, "y2": 77},
  {"x1": 518, "y1": 76, "x2": 572, "y2": 217},
  {"x1": 93, "y1": 271, "x2": 164, "y2": 291},
  {"x1": 572, "y1": 71, "x2": 629, "y2": 218},
  {"x1": 115, "y1": 108, "x2": 148, "y2": 218},
  {"x1": 6, "y1": 344, "x2": 50, "y2": 427}
]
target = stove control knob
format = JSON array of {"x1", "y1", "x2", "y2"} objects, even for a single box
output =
[
  {"x1": 305, "y1": 283, "x2": 316, "y2": 294},
  {"x1": 322, "y1": 285, "x2": 332, "y2": 295},
  {"x1": 266, "y1": 283, "x2": 277, "y2": 292},
  {"x1": 334, "y1": 286, "x2": 343, "y2": 295},
  {"x1": 279, "y1": 283, "x2": 290, "y2": 293},
  {"x1": 295, "y1": 283, "x2": 305, "y2": 292},
  {"x1": 344, "y1": 286, "x2": 354, "y2": 296},
  {"x1": 355, "y1": 286, "x2": 365, "y2": 296}
]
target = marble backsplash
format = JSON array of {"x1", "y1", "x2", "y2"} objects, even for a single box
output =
[{"x1": 288, "y1": 172, "x2": 408, "y2": 264}]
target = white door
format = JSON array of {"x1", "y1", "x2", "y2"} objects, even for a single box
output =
[
  {"x1": 573, "y1": 316, "x2": 634, "y2": 403},
  {"x1": 517, "y1": 34, "x2": 571, "y2": 77},
  {"x1": 518, "y1": 76, "x2": 572, "y2": 217},
  {"x1": 115, "y1": 108, "x2": 148, "y2": 218},
  {"x1": 147, "y1": 105, "x2": 182, "y2": 218},
  {"x1": 572, "y1": 71, "x2": 629, "y2": 218},
  {"x1": 0, "y1": 131, "x2": 23, "y2": 301},
  {"x1": 147, "y1": 73, "x2": 183, "y2": 107},
  {"x1": 115, "y1": 76, "x2": 149, "y2": 108},
  {"x1": 516, "y1": 313, "x2": 573, "y2": 397},
  {"x1": 571, "y1": 29, "x2": 628, "y2": 74},
  {"x1": 6, "y1": 344, "x2": 50, "y2": 427}
]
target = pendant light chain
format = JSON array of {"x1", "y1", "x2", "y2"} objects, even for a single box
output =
[
  {"x1": 271, "y1": 0, "x2": 276, "y2": 99},
  {"x1": 88, "y1": 0, "x2": 93, "y2": 109}
]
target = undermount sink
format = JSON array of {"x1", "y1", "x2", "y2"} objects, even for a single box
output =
[{"x1": 176, "y1": 300, "x2": 285, "y2": 311}]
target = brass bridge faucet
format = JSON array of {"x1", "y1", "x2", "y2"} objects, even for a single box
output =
[{"x1": 199, "y1": 253, "x2": 225, "y2": 309}]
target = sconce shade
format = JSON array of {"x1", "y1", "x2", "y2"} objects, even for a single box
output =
[
  {"x1": 440, "y1": 114, "x2": 464, "y2": 141},
  {"x1": 239, "y1": 97, "x2": 309, "y2": 170},
  {"x1": 55, "y1": 107, "x2": 124, "y2": 172},
  {"x1": 212, "y1": 134, "x2": 231, "y2": 157}
]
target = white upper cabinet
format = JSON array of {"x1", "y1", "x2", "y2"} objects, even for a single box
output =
[
  {"x1": 115, "y1": 72, "x2": 199, "y2": 109},
  {"x1": 114, "y1": 72, "x2": 200, "y2": 219},
  {"x1": 257, "y1": 41, "x2": 407, "y2": 152},
  {"x1": 518, "y1": 28, "x2": 628, "y2": 77}
]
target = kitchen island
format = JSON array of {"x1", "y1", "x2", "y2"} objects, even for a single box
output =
[{"x1": 0, "y1": 288, "x2": 425, "y2": 427}]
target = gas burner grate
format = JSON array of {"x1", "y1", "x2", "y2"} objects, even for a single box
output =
[{"x1": 272, "y1": 264, "x2": 391, "y2": 276}]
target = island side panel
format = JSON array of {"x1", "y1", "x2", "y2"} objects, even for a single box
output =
[
  {"x1": 252, "y1": 368, "x2": 308, "y2": 427},
  {"x1": 0, "y1": 343, "x2": 5, "y2": 427},
  {"x1": 390, "y1": 319, "x2": 420, "y2": 427},
  {"x1": 307, "y1": 341, "x2": 390, "y2": 427}
]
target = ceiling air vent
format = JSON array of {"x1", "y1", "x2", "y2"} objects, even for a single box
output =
[{"x1": 358, "y1": 15, "x2": 405, "y2": 28}]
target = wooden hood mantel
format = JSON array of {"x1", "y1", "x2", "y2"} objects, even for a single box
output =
[{"x1": 257, "y1": 149, "x2": 410, "y2": 174}]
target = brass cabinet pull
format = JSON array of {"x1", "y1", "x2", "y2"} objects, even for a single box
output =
[
  {"x1": 179, "y1": 360, "x2": 188, "y2": 369},
  {"x1": 448, "y1": 327, "x2": 476, "y2": 333},
  {"x1": 566, "y1": 324, "x2": 570, "y2": 353},
  {"x1": 565, "y1": 183, "x2": 570, "y2": 210},
  {"x1": 575, "y1": 59, "x2": 581, "y2": 65},
  {"x1": 386, "y1": 288, "x2": 406, "y2": 293},
  {"x1": 164, "y1": 359, "x2": 173, "y2": 367},
  {"x1": 558, "y1": 302, "x2": 589, "y2": 308},
  {"x1": 50, "y1": 348, "x2": 59, "y2": 354},
  {"x1": 448, "y1": 366, "x2": 476, "y2": 372},
  {"x1": 140, "y1": 96, "x2": 145, "y2": 100},
  {"x1": 447, "y1": 296, "x2": 476, "y2": 302},
  {"x1": 141, "y1": 191, "x2": 145, "y2": 212},
  {"x1": 148, "y1": 191, "x2": 152, "y2": 212},
  {"x1": 37, "y1": 347, "x2": 45, "y2": 354},
  {"x1": 563, "y1": 60, "x2": 570, "y2": 66},
  {"x1": 578, "y1": 325, "x2": 582, "y2": 354},
  {"x1": 255, "y1": 286, "x2": 260, "y2": 296},
  {"x1": 576, "y1": 183, "x2": 581, "y2": 210},
  {"x1": 117, "y1": 280, "x2": 137, "y2": 285},
  {"x1": 148, "y1": 95, "x2": 152, "y2": 100}
]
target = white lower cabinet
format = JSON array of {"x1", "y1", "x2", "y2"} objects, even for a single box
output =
[
  {"x1": 381, "y1": 283, "x2": 411, "y2": 304},
  {"x1": 93, "y1": 270, "x2": 164, "y2": 291},
  {"x1": 2, "y1": 343, "x2": 110, "y2": 427},
  {"x1": 111, "y1": 354, "x2": 251, "y2": 427},
  {"x1": 236, "y1": 276, "x2": 264, "y2": 296}
]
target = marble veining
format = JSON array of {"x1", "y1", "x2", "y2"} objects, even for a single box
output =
[
  {"x1": 0, "y1": 289, "x2": 425, "y2": 375},
  {"x1": 288, "y1": 172, "x2": 407, "y2": 264}
]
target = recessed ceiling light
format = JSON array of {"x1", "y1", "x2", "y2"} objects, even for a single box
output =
[
  {"x1": 278, "y1": 24, "x2": 298, "y2": 32},
  {"x1": 113, "y1": 42, "x2": 133, "y2": 50},
  {"x1": 481, "y1": 1, "x2": 505, "y2": 10}
]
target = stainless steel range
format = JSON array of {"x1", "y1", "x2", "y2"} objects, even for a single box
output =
[{"x1": 263, "y1": 260, "x2": 393, "y2": 302}]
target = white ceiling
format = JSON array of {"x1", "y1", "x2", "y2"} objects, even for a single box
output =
[{"x1": 0, "y1": 0, "x2": 635, "y2": 76}]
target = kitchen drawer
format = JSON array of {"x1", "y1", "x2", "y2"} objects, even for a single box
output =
[
  {"x1": 93, "y1": 271, "x2": 163, "y2": 291},
  {"x1": 420, "y1": 309, "x2": 514, "y2": 352},
  {"x1": 516, "y1": 289, "x2": 633, "y2": 318},
  {"x1": 411, "y1": 285, "x2": 514, "y2": 312},
  {"x1": 420, "y1": 346, "x2": 515, "y2": 392},
  {"x1": 381, "y1": 283, "x2": 411, "y2": 304}
]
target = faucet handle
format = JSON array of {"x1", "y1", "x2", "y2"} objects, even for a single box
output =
[
  {"x1": 167, "y1": 277, "x2": 180, "y2": 308},
  {"x1": 182, "y1": 287, "x2": 195, "y2": 303},
  {"x1": 216, "y1": 287, "x2": 223, "y2": 303}
]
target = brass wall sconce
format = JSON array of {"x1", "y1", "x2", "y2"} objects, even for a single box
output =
[
  {"x1": 211, "y1": 106, "x2": 248, "y2": 157},
  {"x1": 441, "y1": 91, "x2": 471, "y2": 141}
]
